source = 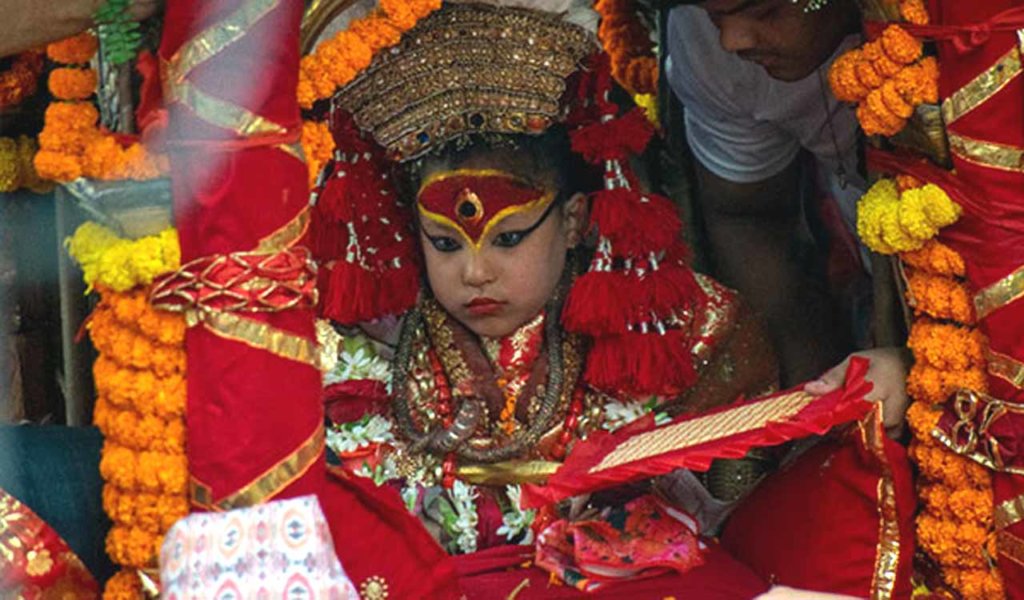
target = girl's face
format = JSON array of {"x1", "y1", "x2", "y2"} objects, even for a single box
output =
[{"x1": 417, "y1": 151, "x2": 584, "y2": 338}]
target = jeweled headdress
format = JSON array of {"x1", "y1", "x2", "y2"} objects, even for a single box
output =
[{"x1": 311, "y1": 0, "x2": 706, "y2": 397}]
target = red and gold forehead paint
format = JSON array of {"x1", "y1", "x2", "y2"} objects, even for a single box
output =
[{"x1": 417, "y1": 169, "x2": 556, "y2": 249}]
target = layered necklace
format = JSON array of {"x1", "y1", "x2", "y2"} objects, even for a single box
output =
[{"x1": 391, "y1": 295, "x2": 584, "y2": 467}]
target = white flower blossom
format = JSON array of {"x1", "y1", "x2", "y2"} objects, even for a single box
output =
[
  {"x1": 601, "y1": 399, "x2": 651, "y2": 431},
  {"x1": 326, "y1": 414, "x2": 396, "y2": 455},
  {"x1": 448, "y1": 481, "x2": 480, "y2": 554},
  {"x1": 496, "y1": 485, "x2": 536, "y2": 543},
  {"x1": 325, "y1": 338, "x2": 391, "y2": 386}
]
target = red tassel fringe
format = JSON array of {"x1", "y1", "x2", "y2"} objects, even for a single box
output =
[
  {"x1": 589, "y1": 189, "x2": 682, "y2": 256},
  {"x1": 585, "y1": 329, "x2": 698, "y2": 397},
  {"x1": 570, "y1": 108, "x2": 655, "y2": 163}
]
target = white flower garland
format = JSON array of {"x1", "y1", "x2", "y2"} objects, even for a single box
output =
[
  {"x1": 326, "y1": 414, "x2": 396, "y2": 454},
  {"x1": 497, "y1": 485, "x2": 536, "y2": 544}
]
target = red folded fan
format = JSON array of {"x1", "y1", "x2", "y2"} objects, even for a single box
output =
[{"x1": 522, "y1": 357, "x2": 875, "y2": 508}]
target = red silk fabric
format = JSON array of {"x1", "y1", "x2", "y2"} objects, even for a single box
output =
[
  {"x1": 159, "y1": 0, "x2": 323, "y2": 507},
  {"x1": 721, "y1": 422, "x2": 916, "y2": 598}
]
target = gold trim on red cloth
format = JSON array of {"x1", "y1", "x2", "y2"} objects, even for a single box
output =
[
  {"x1": 932, "y1": 389, "x2": 1024, "y2": 476},
  {"x1": 200, "y1": 312, "x2": 319, "y2": 368},
  {"x1": 167, "y1": 79, "x2": 289, "y2": 138},
  {"x1": 995, "y1": 492, "x2": 1024, "y2": 531},
  {"x1": 941, "y1": 45, "x2": 1022, "y2": 125},
  {"x1": 255, "y1": 206, "x2": 311, "y2": 254},
  {"x1": 191, "y1": 427, "x2": 325, "y2": 511},
  {"x1": 0, "y1": 488, "x2": 99, "y2": 597},
  {"x1": 988, "y1": 348, "x2": 1024, "y2": 390},
  {"x1": 164, "y1": 0, "x2": 279, "y2": 85},
  {"x1": 974, "y1": 264, "x2": 1024, "y2": 320},
  {"x1": 861, "y1": 409, "x2": 900, "y2": 600},
  {"x1": 589, "y1": 391, "x2": 815, "y2": 473},
  {"x1": 161, "y1": 0, "x2": 290, "y2": 139},
  {"x1": 150, "y1": 248, "x2": 318, "y2": 315},
  {"x1": 997, "y1": 529, "x2": 1024, "y2": 568},
  {"x1": 948, "y1": 132, "x2": 1024, "y2": 174}
]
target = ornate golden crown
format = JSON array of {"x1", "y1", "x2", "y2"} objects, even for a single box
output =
[{"x1": 333, "y1": 2, "x2": 597, "y2": 161}]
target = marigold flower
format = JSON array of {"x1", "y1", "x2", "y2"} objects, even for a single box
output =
[
  {"x1": 49, "y1": 68, "x2": 97, "y2": 100},
  {"x1": 46, "y1": 32, "x2": 98, "y2": 65}
]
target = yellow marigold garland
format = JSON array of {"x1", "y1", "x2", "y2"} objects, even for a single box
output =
[
  {"x1": 856, "y1": 178, "x2": 961, "y2": 255},
  {"x1": 0, "y1": 135, "x2": 51, "y2": 193},
  {"x1": 35, "y1": 32, "x2": 167, "y2": 183},
  {"x1": 66, "y1": 222, "x2": 180, "y2": 293},
  {"x1": 829, "y1": 21, "x2": 938, "y2": 136},
  {"x1": 74, "y1": 226, "x2": 186, "y2": 599}
]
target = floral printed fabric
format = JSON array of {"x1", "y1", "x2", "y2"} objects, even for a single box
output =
[
  {"x1": 535, "y1": 494, "x2": 705, "y2": 592},
  {"x1": 160, "y1": 495, "x2": 358, "y2": 600},
  {"x1": 0, "y1": 487, "x2": 99, "y2": 599}
]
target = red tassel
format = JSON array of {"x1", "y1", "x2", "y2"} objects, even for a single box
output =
[
  {"x1": 570, "y1": 108, "x2": 655, "y2": 163},
  {"x1": 321, "y1": 260, "x2": 381, "y2": 325},
  {"x1": 636, "y1": 263, "x2": 703, "y2": 318},
  {"x1": 584, "y1": 329, "x2": 697, "y2": 397},
  {"x1": 590, "y1": 189, "x2": 682, "y2": 256},
  {"x1": 562, "y1": 269, "x2": 633, "y2": 336}
]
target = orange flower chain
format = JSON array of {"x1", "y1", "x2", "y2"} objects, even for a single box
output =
[
  {"x1": 901, "y1": 239, "x2": 1004, "y2": 599},
  {"x1": 297, "y1": 0, "x2": 441, "y2": 110},
  {"x1": 828, "y1": 23, "x2": 938, "y2": 136},
  {"x1": 595, "y1": 0, "x2": 658, "y2": 96},
  {"x1": 0, "y1": 50, "x2": 44, "y2": 110},
  {"x1": 297, "y1": 0, "x2": 440, "y2": 184},
  {"x1": 89, "y1": 285, "x2": 187, "y2": 598},
  {"x1": 35, "y1": 32, "x2": 167, "y2": 183}
]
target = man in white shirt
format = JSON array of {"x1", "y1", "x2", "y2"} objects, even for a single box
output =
[{"x1": 664, "y1": 0, "x2": 868, "y2": 386}]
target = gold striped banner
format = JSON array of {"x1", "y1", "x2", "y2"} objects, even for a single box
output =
[
  {"x1": 590, "y1": 391, "x2": 815, "y2": 474},
  {"x1": 942, "y1": 46, "x2": 1021, "y2": 125},
  {"x1": 974, "y1": 265, "x2": 1024, "y2": 320},
  {"x1": 201, "y1": 311, "x2": 318, "y2": 368}
]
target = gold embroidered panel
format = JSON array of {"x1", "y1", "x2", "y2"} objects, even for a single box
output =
[{"x1": 589, "y1": 391, "x2": 815, "y2": 474}]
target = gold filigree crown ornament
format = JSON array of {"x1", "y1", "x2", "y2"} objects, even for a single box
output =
[{"x1": 333, "y1": 1, "x2": 598, "y2": 161}]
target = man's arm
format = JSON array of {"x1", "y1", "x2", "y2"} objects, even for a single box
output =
[
  {"x1": 695, "y1": 159, "x2": 848, "y2": 386},
  {"x1": 1, "y1": 0, "x2": 160, "y2": 58}
]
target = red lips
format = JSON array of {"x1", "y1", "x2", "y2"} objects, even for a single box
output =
[{"x1": 465, "y1": 297, "x2": 505, "y2": 316}]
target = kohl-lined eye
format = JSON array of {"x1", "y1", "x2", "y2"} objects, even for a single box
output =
[
  {"x1": 425, "y1": 233, "x2": 462, "y2": 253},
  {"x1": 493, "y1": 230, "x2": 528, "y2": 248}
]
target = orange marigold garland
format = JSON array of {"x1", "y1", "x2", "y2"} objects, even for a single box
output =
[
  {"x1": 48, "y1": 67, "x2": 98, "y2": 101},
  {"x1": 46, "y1": 32, "x2": 99, "y2": 64},
  {"x1": 829, "y1": 23, "x2": 938, "y2": 136},
  {"x1": 301, "y1": 119, "x2": 334, "y2": 187},
  {"x1": 0, "y1": 50, "x2": 44, "y2": 110},
  {"x1": 297, "y1": 0, "x2": 441, "y2": 110},
  {"x1": 69, "y1": 222, "x2": 186, "y2": 599},
  {"x1": 899, "y1": 239, "x2": 1004, "y2": 598},
  {"x1": 35, "y1": 32, "x2": 167, "y2": 183},
  {"x1": 595, "y1": 0, "x2": 658, "y2": 96},
  {"x1": 297, "y1": 0, "x2": 440, "y2": 184}
]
